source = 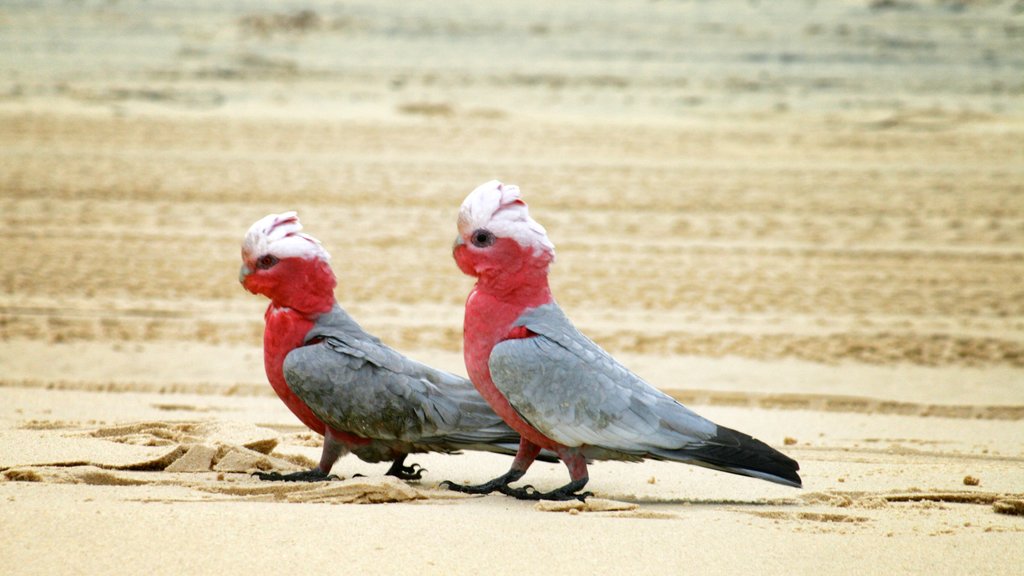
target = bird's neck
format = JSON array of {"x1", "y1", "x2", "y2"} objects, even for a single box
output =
[
  {"x1": 270, "y1": 258, "x2": 337, "y2": 317},
  {"x1": 464, "y1": 240, "x2": 554, "y2": 344},
  {"x1": 471, "y1": 244, "x2": 553, "y2": 308},
  {"x1": 464, "y1": 269, "x2": 553, "y2": 372},
  {"x1": 474, "y1": 271, "x2": 552, "y2": 307},
  {"x1": 257, "y1": 257, "x2": 337, "y2": 435}
]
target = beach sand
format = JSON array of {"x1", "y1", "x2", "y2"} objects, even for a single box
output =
[{"x1": 1, "y1": 1, "x2": 1022, "y2": 574}]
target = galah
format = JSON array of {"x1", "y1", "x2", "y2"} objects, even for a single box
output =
[
  {"x1": 239, "y1": 211, "x2": 533, "y2": 482},
  {"x1": 443, "y1": 181, "x2": 802, "y2": 501}
]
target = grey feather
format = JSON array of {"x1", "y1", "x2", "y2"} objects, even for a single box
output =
[
  {"x1": 490, "y1": 303, "x2": 717, "y2": 451},
  {"x1": 490, "y1": 303, "x2": 801, "y2": 487},
  {"x1": 283, "y1": 305, "x2": 526, "y2": 463}
]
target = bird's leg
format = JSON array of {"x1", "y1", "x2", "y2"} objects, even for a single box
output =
[
  {"x1": 498, "y1": 446, "x2": 593, "y2": 502},
  {"x1": 440, "y1": 439, "x2": 540, "y2": 495},
  {"x1": 317, "y1": 431, "x2": 345, "y2": 473},
  {"x1": 254, "y1": 429, "x2": 345, "y2": 482},
  {"x1": 385, "y1": 454, "x2": 425, "y2": 481}
]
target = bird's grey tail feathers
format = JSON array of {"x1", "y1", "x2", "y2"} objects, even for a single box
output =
[{"x1": 650, "y1": 425, "x2": 802, "y2": 488}]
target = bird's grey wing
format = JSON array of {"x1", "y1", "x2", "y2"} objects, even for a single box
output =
[
  {"x1": 283, "y1": 342, "x2": 454, "y2": 442},
  {"x1": 489, "y1": 303, "x2": 717, "y2": 452},
  {"x1": 285, "y1": 306, "x2": 518, "y2": 446}
]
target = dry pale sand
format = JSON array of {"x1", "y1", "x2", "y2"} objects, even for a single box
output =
[{"x1": 2, "y1": 1, "x2": 1023, "y2": 575}]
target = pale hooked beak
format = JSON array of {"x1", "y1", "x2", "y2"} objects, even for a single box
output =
[
  {"x1": 452, "y1": 235, "x2": 465, "y2": 250},
  {"x1": 238, "y1": 264, "x2": 252, "y2": 284}
]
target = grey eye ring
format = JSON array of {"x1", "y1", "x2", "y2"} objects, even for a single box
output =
[
  {"x1": 256, "y1": 254, "x2": 279, "y2": 269},
  {"x1": 470, "y1": 229, "x2": 496, "y2": 248}
]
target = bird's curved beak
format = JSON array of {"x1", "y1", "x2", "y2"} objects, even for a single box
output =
[
  {"x1": 452, "y1": 234, "x2": 465, "y2": 251},
  {"x1": 238, "y1": 264, "x2": 252, "y2": 285}
]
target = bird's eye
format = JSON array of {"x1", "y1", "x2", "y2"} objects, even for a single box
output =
[
  {"x1": 471, "y1": 229, "x2": 496, "y2": 248},
  {"x1": 255, "y1": 254, "x2": 279, "y2": 270}
]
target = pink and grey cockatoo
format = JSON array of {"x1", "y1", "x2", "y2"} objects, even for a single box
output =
[
  {"x1": 239, "y1": 211, "x2": 537, "y2": 482},
  {"x1": 442, "y1": 181, "x2": 802, "y2": 500}
]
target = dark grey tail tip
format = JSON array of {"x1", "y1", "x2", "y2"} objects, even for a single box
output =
[
  {"x1": 748, "y1": 467, "x2": 801, "y2": 488},
  {"x1": 778, "y1": 472, "x2": 803, "y2": 489}
]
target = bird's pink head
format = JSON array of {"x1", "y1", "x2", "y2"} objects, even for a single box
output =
[
  {"x1": 454, "y1": 180, "x2": 555, "y2": 298},
  {"x1": 240, "y1": 212, "x2": 336, "y2": 315}
]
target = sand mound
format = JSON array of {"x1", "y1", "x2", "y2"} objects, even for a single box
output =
[
  {"x1": 0, "y1": 421, "x2": 297, "y2": 475},
  {"x1": 993, "y1": 500, "x2": 1024, "y2": 517}
]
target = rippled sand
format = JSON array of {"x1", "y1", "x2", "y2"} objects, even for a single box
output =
[{"x1": 1, "y1": 1, "x2": 1022, "y2": 575}]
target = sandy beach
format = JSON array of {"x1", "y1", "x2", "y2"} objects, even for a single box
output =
[{"x1": 1, "y1": 1, "x2": 1023, "y2": 574}]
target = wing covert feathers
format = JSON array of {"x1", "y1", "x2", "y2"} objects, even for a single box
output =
[{"x1": 490, "y1": 303, "x2": 801, "y2": 487}]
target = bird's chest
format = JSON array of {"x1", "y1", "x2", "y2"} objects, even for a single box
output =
[
  {"x1": 463, "y1": 292, "x2": 559, "y2": 449},
  {"x1": 263, "y1": 305, "x2": 325, "y2": 434},
  {"x1": 463, "y1": 291, "x2": 520, "y2": 383}
]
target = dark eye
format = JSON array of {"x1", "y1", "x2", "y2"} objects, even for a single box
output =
[
  {"x1": 471, "y1": 229, "x2": 495, "y2": 248},
  {"x1": 255, "y1": 254, "x2": 279, "y2": 270}
]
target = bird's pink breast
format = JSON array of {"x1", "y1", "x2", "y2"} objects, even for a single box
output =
[
  {"x1": 463, "y1": 290, "x2": 560, "y2": 450},
  {"x1": 263, "y1": 306, "x2": 372, "y2": 447},
  {"x1": 263, "y1": 305, "x2": 327, "y2": 435}
]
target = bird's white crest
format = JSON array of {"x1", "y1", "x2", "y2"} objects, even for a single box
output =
[
  {"x1": 242, "y1": 212, "x2": 330, "y2": 262},
  {"x1": 458, "y1": 180, "x2": 555, "y2": 258}
]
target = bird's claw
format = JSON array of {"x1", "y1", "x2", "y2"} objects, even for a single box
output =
[
  {"x1": 439, "y1": 479, "x2": 504, "y2": 495},
  {"x1": 439, "y1": 470, "x2": 526, "y2": 496},
  {"x1": 252, "y1": 469, "x2": 339, "y2": 482},
  {"x1": 498, "y1": 483, "x2": 538, "y2": 498},
  {"x1": 387, "y1": 462, "x2": 426, "y2": 481}
]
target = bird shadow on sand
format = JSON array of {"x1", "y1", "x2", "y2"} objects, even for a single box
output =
[{"x1": 599, "y1": 494, "x2": 802, "y2": 507}]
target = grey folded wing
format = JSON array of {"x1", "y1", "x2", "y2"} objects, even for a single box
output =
[
  {"x1": 283, "y1": 329, "x2": 516, "y2": 446},
  {"x1": 488, "y1": 303, "x2": 718, "y2": 453}
]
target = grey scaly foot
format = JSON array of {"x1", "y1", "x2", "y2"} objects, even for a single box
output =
[
  {"x1": 498, "y1": 478, "x2": 591, "y2": 502},
  {"x1": 439, "y1": 469, "x2": 526, "y2": 495}
]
